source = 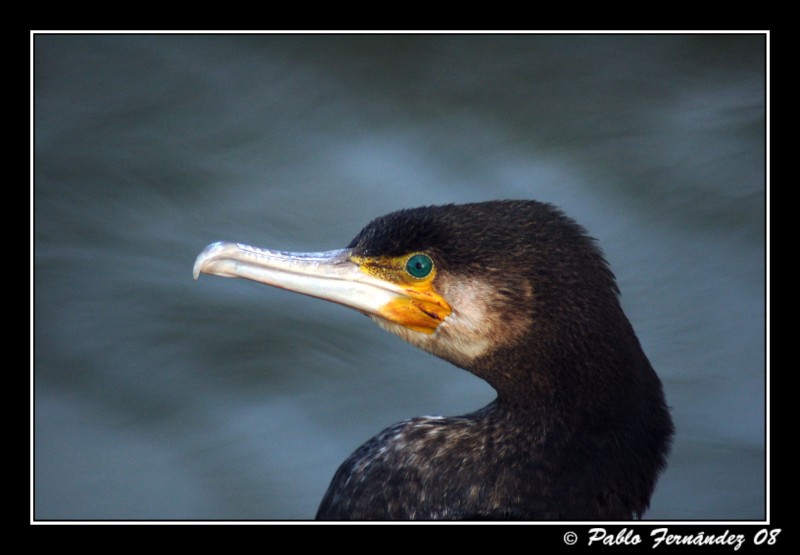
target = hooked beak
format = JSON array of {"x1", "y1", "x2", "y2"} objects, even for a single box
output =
[{"x1": 193, "y1": 241, "x2": 450, "y2": 333}]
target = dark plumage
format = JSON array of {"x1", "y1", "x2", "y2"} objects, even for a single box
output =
[{"x1": 194, "y1": 200, "x2": 673, "y2": 520}]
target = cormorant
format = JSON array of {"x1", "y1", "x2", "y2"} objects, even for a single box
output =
[{"x1": 193, "y1": 200, "x2": 673, "y2": 520}]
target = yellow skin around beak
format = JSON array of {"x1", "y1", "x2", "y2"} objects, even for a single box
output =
[
  {"x1": 352, "y1": 254, "x2": 451, "y2": 334},
  {"x1": 193, "y1": 242, "x2": 451, "y2": 334}
]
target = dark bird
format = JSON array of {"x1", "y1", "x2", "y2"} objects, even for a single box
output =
[{"x1": 193, "y1": 200, "x2": 673, "y2": 520}]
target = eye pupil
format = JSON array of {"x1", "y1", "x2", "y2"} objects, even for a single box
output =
[{"x1": 406, "y1": 254, "x2": 433, "y2": 278}]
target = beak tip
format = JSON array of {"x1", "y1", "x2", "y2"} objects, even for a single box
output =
[
  {"x1": 192, "y1": 256, "x2": 203, "y2": 280},
  {"x1": 193, "y1": 241, "x2": 226, "y2": 280}
]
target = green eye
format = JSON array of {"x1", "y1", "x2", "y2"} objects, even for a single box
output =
[{"x1": 405, "y1": 253, "x2": 433, "y2": 279}]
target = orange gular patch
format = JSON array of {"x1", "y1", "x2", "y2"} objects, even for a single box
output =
[
  {"x1": 352, "y1": 254, "x2": 452, "y2": 334},
  {"x1": 378, "y1": 293, "x2": 452, "y2": 334}
]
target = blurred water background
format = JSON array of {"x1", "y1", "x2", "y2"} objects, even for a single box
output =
[{"x1": 33, "y1": 33, "x2": 766, "y2": 521}]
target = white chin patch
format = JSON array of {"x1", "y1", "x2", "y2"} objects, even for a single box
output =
[{"x1": 368, "y1": 313, "x2": 492, "y2": 368}]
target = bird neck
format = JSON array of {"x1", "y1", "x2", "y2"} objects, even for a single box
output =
[{"x1": 474, "y1": 315, "x2": 658, "y2": 427}]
